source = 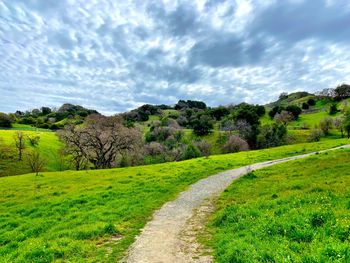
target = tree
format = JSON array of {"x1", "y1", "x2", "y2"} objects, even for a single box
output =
[
  {"x1": 26, "y1": 151, "x2": 46, "y2": 176},
  {"x1": 344, "y1": 111, "x2": 350, "y2": 139},
  {"x1": 194, "y1": 140, "x2": 211, "y2": 157},
  {"x1": 182, "y1": 144, "x2": 201, "y2": 160},
  {"x1": 268, "y1": 106, "x2": 284, "y2": 119},
  {"x1": 14, "y1": 131, "x2": 26, "y2": 160},
  {"x1": 274, "y1": 111, "x2": 293, "y2": 126},
  {"x1": 334, "y1": 84, "x2": 350, "y2": 100},
  {"x1": 222, "y1": 135, "x2": 249, "y2": 153},
  {"x1": 302, "y1": 102, "x2": 309, "y2": 110},
  {"x1": 209, "y1": 106, "x2": 230, "y2": 120},
  {"x1": 257, "y1": 124, "x2": 287, "y2": 149},
  {"x1": 0, "y1": 113, "x2": 12, "y2": 128},
  {"x1": 329, "y1": 104, "x2": 338, "y2": 115},
  {"x1": 58, "y1": 115, "x2": 142, "y2": 169},
  {"x1": 320, "y1": 117, "x2": 334, "y2": 135},
  {"x1": 41, "y1": 107, "x2": 52, "y2": 115},
  {"x1": 307, "y1": 98, "x2": 316, "y2": 106},
  {"x1": 309, "y1": 129, "x2": 323, "y2": 142},
  {"x1": 334, "y1": 117, "x2": 345, "y2": 137},
  {"x1": 286, "y1": 105, "x2": 302, "y2": 120},
  {"x1": 192, "y1": 115, "x2": 214, "y2": 136},
  {"x1": 279, "y1": 92, "x2": 288, "y2": 100}
]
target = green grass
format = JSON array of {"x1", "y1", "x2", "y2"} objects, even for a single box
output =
[
  {"x1": 10, "y1": 124, "x2": 50, "y2": 132},
  {"x1": 0, "y1": 138, "x2": 349, "y2": 262},
  {"x1": 0, "y1": 130, "x2": 62, "y2": 176},
  {"x1": 206, "y1": 148, "x2": 350, "y2": 262},
  {"x1": 291, "y1": 110, "x2": 341, "y2": 129}
]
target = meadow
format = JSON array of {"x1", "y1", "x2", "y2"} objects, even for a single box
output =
[
  {"x1": 0, "y1": 138, "x2": 348, "y2": 262},
  {"x1": 207, "y1": 148, "x2": 350, "y2": 262},
  {"x1": 0, "y1": 130, "x2": 62, "y2": 177}
]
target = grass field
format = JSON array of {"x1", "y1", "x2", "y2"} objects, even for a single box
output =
[
  {"x1": 0, "y1": 138, "x2": 349, "y2": 262},
  {"x1": 206, "y1": 148, "x2": 350, "y2": 262},
  {"x1": 0, "y1": 130, "x2": 62, "y2": 177}
]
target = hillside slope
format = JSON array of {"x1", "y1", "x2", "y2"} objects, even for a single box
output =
[
  {"x1": 0, "y1": 139, "x2": 348, "y2": 262},
  {"x1": 207, "y1": 147, "x2": 350, "y2": 262}
]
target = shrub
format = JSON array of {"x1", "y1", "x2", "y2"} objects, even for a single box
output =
[
  {"x1": 302, "y1": 102, "x2": 309, "y2": 110},
  {"x1": 222, "y1": 135, "x2": 249, "y2": 153},
  {"x1": 274, "y1": 111, "x2": 293, "y2": 126},
  {"x1": 257, "y1": 124, "x2": 287, "y2": 149},
  {"x1": 194, "y1": 140, "x2": 211, "y2": 157},
  {"x1": 307, "y1": 98, "x2": 316, "y2": 106},
  {"x1": 329, "y1": 104, "x2": 338, "y2": 115},
  {"x1": 27, "y1": 135, "x2": 40, "y2": 147},
  {"x1": 182, "y1": 144, "x2": 201, "y2": 160},
  {"x1": 319, "y1": 117, "x2": 333, "y2": 135},
  {"x1": 308, "y1": 129, "x2": 323, "y2": 142},
  {"x1": 192, "y1": 115, "x2": 214, "y2": 136},
  {"x1": 300, "y1": 122, "x2": 310, "y2": 130},
  {"x1": 0, "y1": 112, "x2": 12, "y2": 128}
]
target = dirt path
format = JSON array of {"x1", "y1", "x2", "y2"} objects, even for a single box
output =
[{"x1": 123, "y1": 145, "x2": 350, "y2": 263}]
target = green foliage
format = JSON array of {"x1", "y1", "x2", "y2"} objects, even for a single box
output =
[
  {"x1": 192, "y1": 115, "x2": 214, "y2": 136},
  {"x1": 308, "y1": 129, "x2": 324, "y2": 142},
  {"x1": 0, "y1": 113, "x2": 12, "y2": 128},
  {"x1": 207, "y1": 149, "x2": 350, "y2": 263},
  {"x1": 286, "y1": 105, "x2": 302, "y2": 120},
  {"x1": 209, "y1": 106, "x2": 230, "y2": 120},
  {"x1": 329, "y1": 103, "x2": 338, "y2": 115},
  {"x1": 257, "y1": 124, "x2": 287, "y2": 149},
  {"x1": 182, "y1": 144, "x2": 201, "y2": 159},
  {"x1": 302, "y1": 102, "x2": 309, "y2": 109},
  {"x1": 307, "y1": 98, "x2": 316, "y2": 106},
  {"x1": 174, "y1": 100, "x2": 207, "y2": 110}
]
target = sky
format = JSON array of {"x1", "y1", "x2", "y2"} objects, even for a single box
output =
[{"x1": 1, "y1": 0, "x2": 350, "y2": 115}]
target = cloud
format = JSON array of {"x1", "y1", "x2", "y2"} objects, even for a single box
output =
[{"x1": 1, "y1": 0, "x2": 350, "y2": 114}]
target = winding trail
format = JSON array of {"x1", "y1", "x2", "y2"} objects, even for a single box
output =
[{"x1": 123, "y1": 145, "x2": 350, "y2": 263}]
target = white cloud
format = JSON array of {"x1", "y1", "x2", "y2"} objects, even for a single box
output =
[{"x1": 0, "y1": 0, "x2": 350, "y2": 114}]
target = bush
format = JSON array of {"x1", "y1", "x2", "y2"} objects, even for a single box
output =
[
  {"x1": 0, "y1": 113, "x2": 12, "y2": 128},
  {"x1": 319, "y1": 117, "x2": 334, "y2": 135},
  {"x1": 307, "y1": 98, "x2": 316, "y2": 106},
  {"x1": 300, "y1": 122, "x2": 310, "y2": 130},
  {"x1": 182, "y1": 144, "x2": 201, "y2": 160},
  {"x1": 308, "y1": 129, "x2": 324, "y2": 142},
  {"x1": 302, "y1": 102, "x2": 309, "y2": 110},
  {"x1": 194, "y1": 140, "x2": 211, "y2": 157},
  {"x1": 257, "y1": 124, "x2": 287, "y2": 149},
  {"x1": 222, "y1": 135, "x2": 249, "y2": 153},
  {"x1": 329, "y1": 104, "x2": 338, "y2": 115},
  {"x1": 192, "y1": 115, "x2": 213, "y2": 136},
  {"x1": 27, "y1": 135, "x2": 40, "y2": 147}
]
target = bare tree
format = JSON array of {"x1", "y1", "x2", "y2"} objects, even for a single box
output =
[
  {"x1": 14, "y1": 131, "x2": 26, "y2": 160},
  {"x1": 334, "y1": 117, "x2": 345, "y2": 137},
  {"x1": 26, "y1": 151, "x2": 46, "y2": 176},
  {"x1": 194, "y1": 140, "x2": 211, "y2": 158},
  {"x1": 274, "y1": 111, "x2": 294, "y2": 126},
  {"x1": 320, "y1": 117, "x2": 334, "y2": 135},
  {"x1": 58, "y1": 115, "x2": 143, "y2": 169},
  {"x1": 222, "y1": 135, "x2": 249, "y2": 153}
]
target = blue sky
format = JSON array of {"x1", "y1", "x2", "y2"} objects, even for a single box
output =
[{"x1": 1, "y1": 0, "x2": 350, "y2": 114}]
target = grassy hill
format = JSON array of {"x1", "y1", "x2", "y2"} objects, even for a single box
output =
[
  {"x1": 206, "y1": 147, "x2": 350, "y2": 262},
  {"x1": 0, "y1": 130, "x2": 62, "y2": 177},
  {"x1": 0, "y1": 139, "x2": 348, "y2": 262}
]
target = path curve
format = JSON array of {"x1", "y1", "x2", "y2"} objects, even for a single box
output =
[{"x1": 123, "y1": 145, "x2": 350, "y2": 263}]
